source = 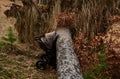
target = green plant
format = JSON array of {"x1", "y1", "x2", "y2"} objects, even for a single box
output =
[
  {"x1": 2, "y1": 27, "x2": 16, "y2": 51},
  {"x1": 83, "y1": 44, "x2": 109, "y2": 79}
]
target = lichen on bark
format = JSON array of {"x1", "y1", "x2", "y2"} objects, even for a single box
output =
[{"x1": 56, "y1": 28, "x2": 83, "y2": 79}]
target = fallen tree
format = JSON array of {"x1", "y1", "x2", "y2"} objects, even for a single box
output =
[{"x1": 56, "y1": 27, "x2": 83, "y2": 79}]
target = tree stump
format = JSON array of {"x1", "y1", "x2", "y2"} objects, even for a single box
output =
[{"x1": 56, "y1": 28, "x2": 83, "y2": 79}]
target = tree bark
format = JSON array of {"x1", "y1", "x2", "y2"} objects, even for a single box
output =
[{"x1": 56, "y1": 28, "x2": 83, "y2": 79}]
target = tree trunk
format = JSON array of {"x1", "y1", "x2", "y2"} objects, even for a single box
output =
[{"x1": 56, "y1": 28, "x2": 83, "y2": 79}]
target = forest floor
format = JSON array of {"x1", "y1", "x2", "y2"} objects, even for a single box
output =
[
  {"x1": 0, "y1": 0, "x2": 120, "y2": 79},
  {"x1": 0, "y1": 0, "x2": 56, "y2": 79},
  {"x1": 0, "y1": 50, "x2": 56, "y2": 79}
]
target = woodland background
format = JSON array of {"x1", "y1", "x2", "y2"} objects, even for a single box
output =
[{"x1": 0, "y1": 0, "x2": 120, "y2": 79}]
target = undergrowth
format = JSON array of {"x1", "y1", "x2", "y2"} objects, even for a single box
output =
[
  {"x1": 0, "y1": 26, "x2": 16, "y2": 53},
  {"x1": 83, "y1": 44, "x2": 109, "y2": 79},
  {"x1": 0, "y1": 27, "x2": 56, "y2": 79}
]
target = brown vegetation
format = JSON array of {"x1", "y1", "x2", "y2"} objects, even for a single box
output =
[
  {"x1": 57, "y1": 11, "x2": 75, "y2": 28},
  {"x1": 2, "y1": 0, "x2": 120, "y2": 79}
]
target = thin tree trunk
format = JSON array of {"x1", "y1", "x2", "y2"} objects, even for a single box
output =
[{"x1": 56, "y1": 28, "x2": 83, "y2": 79}]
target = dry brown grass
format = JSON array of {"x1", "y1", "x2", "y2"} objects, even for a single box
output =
[{"x1": 75, "y1": 0, "x2": 119, "y2": 39}]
